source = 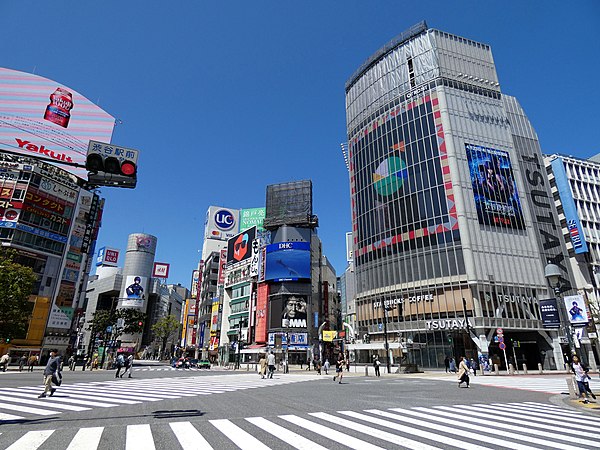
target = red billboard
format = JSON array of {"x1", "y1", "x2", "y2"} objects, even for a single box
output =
[
  {"x1": 0, "y1": 68, "x2": 115, "y2": 180},
  {"x1": 255, "y1": 283, "x2": 269, "y2": 344}
]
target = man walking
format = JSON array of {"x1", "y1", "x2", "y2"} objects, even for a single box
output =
[
  {"x1": 19, "y1": 354, "x2": 27, "y2": 372},
  {"x1": 38, "y1": 350, "x2": 61, "y2": 398},
  {"x1": 373, "y1": 356, "x2": 381, "y2": 377},
  {"x1": 27, "y1": 354, "x2": 38, "y2": 372},
  {"x1": 333, "y1": 353, "x2": 345, "y2": 384},
  {"x1": 115, "y1": 353, "x2": 125, "y2": 378},
  {"x1": 267, "y1": 351, "x2": 276, "y2": 379},
  {"x1": 120, "y1": 354, "x2": 134, "y2": 378},
  {"x1": 0, "y1": 353, "x2": 9, "y2": 372}
]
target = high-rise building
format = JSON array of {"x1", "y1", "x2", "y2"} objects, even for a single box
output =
[{"x1": 345, "y1": 22, "x2": 576, "y2": 369}]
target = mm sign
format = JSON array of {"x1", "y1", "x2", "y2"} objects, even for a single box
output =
[{"x1": 153, "y1": 262, "x2": 170, "y2": 279}]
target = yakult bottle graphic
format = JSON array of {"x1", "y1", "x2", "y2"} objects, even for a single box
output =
[{"x1": 43, "y1": 87, "x2": 73, "y2": 128}]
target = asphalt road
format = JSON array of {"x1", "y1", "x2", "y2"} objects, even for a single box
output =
[{"x1": 1, "y1": 363, "x2": 599, "y2": 449}]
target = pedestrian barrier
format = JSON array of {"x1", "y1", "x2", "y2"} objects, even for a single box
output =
[
  {"x1": 509, "y1": 364, "x2": 515, "y2": 375},
  {"x1": 365, "y1": 365, "x2": 369, "y2": 376},
  {"x1": 493, "y1": 364, "x2": 499, "y2": 375},
  {"x1": 566, "y1": 376, "x2": 578, "y2": 399},
  {"x1": 538, "y1": 363, "x2": 543, "y2": 374},
  {"x1": 522, "y1": 364, "x2": 528, "y2": 374}
]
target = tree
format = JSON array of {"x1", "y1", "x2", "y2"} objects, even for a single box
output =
[
  {"x1": 0, "y1": 249, "x2": 37, "y2": 342},
  {"x1": 86, "y1": 307, "x2": 146, "y2": 351},
  {"x1": 151, "y1": 315, "x2": 181, "y2": 358}
]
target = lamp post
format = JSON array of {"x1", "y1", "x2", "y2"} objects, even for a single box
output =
[
  {"x1": 382, "y1": 305, "x2": 393, "y2": 374},
  {"x1": 544, "y1": 263, "x2": 577, "y2": 361}
]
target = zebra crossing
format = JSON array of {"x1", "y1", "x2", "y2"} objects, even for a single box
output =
[
  {"x1": 418, "y1": 374, "x2": 600, "y2": 394},
  {"x1": 0, "y1": 401, "x2": 598, "y2": 449},
  {"x1": 0, "y1": 373, "x2": 321, "y2": 422},
  {"x1": 133, "y1": 367, "x2": 215, "y2": 372}
]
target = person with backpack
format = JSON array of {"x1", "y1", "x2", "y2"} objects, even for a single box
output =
[
  {"x1": 571, "y1": 355, "x2": 596, "y2": 403},
  {"x1": 120, "y1": 354, "x2": 134, "y2": 378},
  {"x1": 38, "y1": 350, "x2": 61, "y2": 398},
  {"x1": 115, "y1": 353, "x2": 125, "y2": 378},
  {"x1": 373, "y1": 355, "x2": 381, "y2": 377}
]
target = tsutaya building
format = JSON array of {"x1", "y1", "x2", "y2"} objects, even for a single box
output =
[{"x1": 345, "y1": 22, "x2": 576, "y2": 370}]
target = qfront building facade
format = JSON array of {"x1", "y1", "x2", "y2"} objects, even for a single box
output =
[{"x1": 346, "y1": 22, "x2": 580, "y2": 370}]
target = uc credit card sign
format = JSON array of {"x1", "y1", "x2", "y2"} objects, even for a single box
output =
[{"x1": 204, "y1": 206, "x2": 239, "y2": 241}]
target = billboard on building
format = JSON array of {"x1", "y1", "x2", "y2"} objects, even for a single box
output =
[
  {"x1": 121, "y1": 275, "x2": 147, "y2": 308},
  {"x1": 0, "y1": 67, "x2": 115, "y2": 180},
  {"x1": 152, "y1": 262, "x2": 170, "y2": 278},
  {"x1": 345, "y1": 232, "x2": 353, "y2": 262},
  {"x1": 564, "y1": 294, "x2": 589, "y2": 326},
  {"x1": 240, "y1": 207, "x2": 266, "y2": 231},
  {"x1": 265, "y1": 242, "x2": 310, "y2": 282},
  {"x1": 264, "y1": 180, "x2": 312, "y2": 228},
  {"x1": 96, "y1": 247, "x2": 119, "y2": 267},
  {"x1": 190, "y1": 270, "x2": 199, "y2": 299},
  {"x1": 539, "y1": 298, "x2": 561, "y2": 328},
  {"x1": 465, "y1": 143, "x2": 525, "y2": 229},
  {"x1": 551, "y1": 158, "x2": 588, "y2": 254},
  {"x1": 255, "y1": 283, "x2": 269, "y2": 343},
  {"x1": 226, "y1": 226, "x2": 256, "y2": 265},
  {"x1": 269, "y1": 293, "x2": 308, "y2": 329},
  {"x1": 204, "y1": 206, "x2": 239, "y2": 241},
  {"x1": 210, "y1": 298, "x2": 220, "y2": 334},
  {"x1": 217, "y1": 249, "x2": 227, "y2": 285}
]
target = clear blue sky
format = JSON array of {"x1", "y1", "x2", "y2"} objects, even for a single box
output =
[{"x1": 2, "y1": 1, "x2": 598, "y2": 287}]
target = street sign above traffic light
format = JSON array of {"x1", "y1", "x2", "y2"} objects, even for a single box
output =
[{"x1": 85, "y1": 140, "x2": 139, "y2": 188}]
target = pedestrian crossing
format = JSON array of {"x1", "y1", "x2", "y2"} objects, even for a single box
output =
[
  {"x1": 0, "y1": 373, "x2": 321, "y2": 422},
  {"x1": 0, "y1": 401, "x2": 598, "y2": 449},
  {"x1": 418, "y1": 374, "x2": 600, "y2": 394}
]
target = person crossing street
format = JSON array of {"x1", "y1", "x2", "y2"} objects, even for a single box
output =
[
  {"x1": 38, "y1": 350, "x2": 61, "y2": 398},
  {"x1": 333, "y1": 353, "x2": 345, "y2": 384},
  {"x1": 267, "y1": 351, "x2": 276, "y2": 379},
  {"x1": 120, "y1": 354, "x2": 134, "y2": 378}
]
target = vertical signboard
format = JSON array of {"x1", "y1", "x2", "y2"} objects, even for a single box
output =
[
  {"x1": 564, "y1": 294, "x2": 589, "y2": 325},
  {"x1": 539, "y1": 298, "x2": 561, "y2": 328},
  {"x1": 255, "y1": 283, "x2": 269, "y2": 343}
]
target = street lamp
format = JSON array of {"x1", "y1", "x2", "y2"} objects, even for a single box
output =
[
  {"x1": 382, "y1": 305, "x2": 393, "y2": 374},
  {"x1": 544, "y1": 263, "x2": 577, "y2": 361}
]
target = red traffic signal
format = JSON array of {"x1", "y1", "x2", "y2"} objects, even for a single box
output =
[
  {"x1": 86, "y1": 154, "x2": 136, "y2": 177},
  {"x1": 137, "y1": 321, "x2": 143, "y2": 327}
]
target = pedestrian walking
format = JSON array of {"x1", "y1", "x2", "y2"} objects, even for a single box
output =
[
  {"x1": 571, "y1": 356, "x2": 596, "y2": 403},
  {"x1": 323, "y1": 359, "x2": 330, "y2": 375},
  {"x1": 120, "y1": 354, "x2": 134, "y2": 378},
  {"x1": 373, "y1": 356, "x2": 381, "y2": 377},
  {"x1": 267, "y1": 351, "x2": 276, "y2": 378},
  {"x1": 259, "y1": 354, "x2": 267, "y2": 379},
  {"x1": 449, "y1": 357, "x2": 457, "y2": 373},
  {"x1": 18, "y1": 355, "x2": 27, "y2": 371},
  {"x1": 457, "y1": 356, "x2": 470, "y2": 388},
  {"x1": 27, "y1": 354, "x2": 38, "y2": 372},
  {"x1": 333, "y1": 353, "x2": 345, "y2": 384},
  {"x1": 470, "y1": 358, "x2": 478, "y2": 376},
  {"x1": 0, "y1": 353, "x2": 9, "y2": 372},
  {"x1": 38, "y1": 350, "x2": 61, "y2": 398},
  {"x1": 444, "y1": 356, "x2": 450, "y2": 373},
  {"x1": 68, "y1": 355, "x2": 76, "y2": 371},
  {"x1": 115, "y1": 353, "x2": 125, "y2": 378}
]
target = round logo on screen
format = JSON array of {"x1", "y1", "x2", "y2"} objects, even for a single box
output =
[
  {"x1": 214, "y1": 209, "x2": 235, "y2": 231},
  {"x1": 372, "y1": 156, "x2": 408, "y2": 197}
]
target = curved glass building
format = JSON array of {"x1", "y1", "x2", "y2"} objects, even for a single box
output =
[{"x1": 346, "y1": 22, "x2": 577, "y2": 369}]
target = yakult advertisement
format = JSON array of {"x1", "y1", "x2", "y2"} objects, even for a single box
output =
[{"x1": 0, "y1": 67, "x2": 115, "y2": 180}]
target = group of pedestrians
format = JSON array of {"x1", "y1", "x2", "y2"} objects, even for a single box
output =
[
  {"x1": 258, "y1": 352, "x2": 277, "y2": 379},
  {"x1": 571, "y1": 355, "x2": 596, "y2": 404},
  {"x1": 114, "y1": 353, "x2": 134, "y2": 378}
]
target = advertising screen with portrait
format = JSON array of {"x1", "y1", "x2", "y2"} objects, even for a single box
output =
[
  {"x1": 268, "y1": 293, "x2": 309, "y2": 329},
  {"x1": 465, "y1": 143, "x2": 525, "y2": 229},
  {"x1": 226, "y1": 226, "x2": 256, "y2": 265},
  {"x1": 563, "y1": 294, "x2": 589, "y2": 326},
  {"x1": 265, "y1": 242, "x2": 310, "y2": 281}
]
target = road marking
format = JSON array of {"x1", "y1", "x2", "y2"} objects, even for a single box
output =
[
  {"x1": 0, "y1": 401, "x2": 58, "y2": 416},
  {"x1": 0, "y1": 394, "x2": 90, "y2": 412},
  {"x1": 169, "y1": 421, "x2": 213, "y2": 449},
  {"x1": 280, "y1": 414, "x2": 385, "y2": 450},
  {"x1": 126, "y1": 424, "x2": 155, "y2": 450},
  {"x1": 6, "y1": 430, "x2": 54, "y2": 450},
  {"x1": 66, "y1": 427, "x2": 104, "y2": 450},
  {"x1": 246, "y1": 416, "x2": 328, "y2": 450},
  {"x1": 0, "y1": 412, "x2": 23, "y2": 421},
  {"x1": 210, "y1": 419, "x2": 271, "y2": 450}
]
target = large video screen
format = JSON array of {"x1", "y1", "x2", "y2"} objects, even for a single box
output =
[
  {"x1": 465, "y1": 143, "x2": 525, "y2": 229},
  {"x1": 265, "y1": 242, "x2": 310, "y2": 281}
]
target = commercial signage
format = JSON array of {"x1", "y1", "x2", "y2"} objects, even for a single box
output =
[
  {"x1": 564, "y1": 294, "x2": 589, "y2": 326},
  {"x1": 267, "y1": 332, "x2": 308, "y2": 347},
  {"x1": 0, "y1": 221, "x2": 68, "y2": 243},
  {"x1": 152, "y1": 262, "x2": 170, "y2": 278},
  {"x1": 204, "y1": 206, "x2": 240, "y2": 241},
  {"x1": 37, "y1": 177, "x2": 77, "y2": 203},
  {"x1": 217, "y1": 249, "x2": 227, "y2": 285},
  {"x1": 322, "y1": 331, "x2": 337, "y2": 342},
  {"x1": 265, "y1": 241, "x2": 310, "y2": 282},
  {"x1": 0, "y1": 67, "x2": 115, "y2": 180},
  {"x1": 121, "y1": 275, "x2": 147, "y2": 308},
  {"x1": 190, "y1": 270, "x2": 200, "y2": 299},
  {"x1": 346, "y1": 232, "x2": 353, "y2": 262},
  {"x1": 550, "y1": 158, "x2": 588, "y2": 254},
  {"x1": 255, "y1": 283, "x2": 269, "y2": 343},
  {"x1": 465, "y1": 143, "x2": 525, "y2": 229},
  {"x1": 240, "y1": 207, "x2": 265, "y2": 232},
  {"x1": 226, "y1": 226, "x2": 256, "y2": 265},
  {"x1": 539, "y1": 298, "x2": 561, "y2": 328},
  {"x1": 373, "y1": 293, "x2": 434, "y2": 309},
  {"x1": 96, "y1": 247, "x2": 119, "y2": 267},
  {"x1": 250, "y1": 238, "x2": 260, "y2": 277},
  {"x1": 269, "y1": 293, "x2": 308, "y2": 329},
  {"x1": 210, "y1": 299, "x2": 220, "y2": 334},
  {"x1": 425, "y1": 318, "x2": 472, "y2": 330},
  {"x1": 25, "y1": 189, "x2": 68, "y2": 215}
]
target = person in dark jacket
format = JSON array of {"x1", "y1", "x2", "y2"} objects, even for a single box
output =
[{"x1": 38, "y1": 350, "x2": 61, "y2": 398}]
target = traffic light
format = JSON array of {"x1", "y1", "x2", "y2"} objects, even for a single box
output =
[
  {"x1": 137, "y1": 321, "x2": 143, "y2": 328},
  {"x1": 5, "y1": 338, "x2": 10, "y2": 343},
  {"x1": 85, "y1": 141, "x2": 139, "y2": 189}
]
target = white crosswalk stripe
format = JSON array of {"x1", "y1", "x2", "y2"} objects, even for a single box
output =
[
  {"x1": 418, "y1": 374, "x2": 600, "y2": 394},
  {"x1": 0, "y1": 373, "x2": 321, "y2": 421},
  {"x1": 0, "y1": 402, "x2": 598, "y2": 449}
]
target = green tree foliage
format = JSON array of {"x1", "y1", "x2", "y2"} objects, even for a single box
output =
[
  {"x1": 0, "y1": 249, "x2": 37, "y2": 342},
  {"x1": 151, "y1": 314, "x2": 181, "y2": 356},
  {"x1": 86, "y1": 308, "x2": 146, "y2": 344}
]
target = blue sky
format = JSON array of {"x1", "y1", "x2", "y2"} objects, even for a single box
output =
[{"x1": 2, "y1": 1, "x2": 598, "y2": 288}]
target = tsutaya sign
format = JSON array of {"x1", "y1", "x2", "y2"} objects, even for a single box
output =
[{"x1": 426, "y1": 318, "x2": 472, "y2": 330}]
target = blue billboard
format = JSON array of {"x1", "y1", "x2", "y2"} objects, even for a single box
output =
[
  {"x1": 265, "y1": 241, "x2": 310, "y2": 281},
  {"x1": 551, "y1": 158, "x2": 588, "y2": 254}
]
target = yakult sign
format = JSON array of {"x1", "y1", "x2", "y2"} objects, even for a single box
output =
[{"x1": 204, "y1": 206, "x2": 239, "y2": 241}]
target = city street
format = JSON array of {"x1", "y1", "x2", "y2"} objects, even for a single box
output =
[{"x1": 1, "y1": 363, "x2": 599, "y2": 449}]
